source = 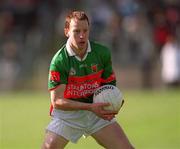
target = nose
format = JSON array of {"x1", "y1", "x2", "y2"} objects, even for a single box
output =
[{"x1": 79, "y1": 32, "x2": 85, "y2": 39}]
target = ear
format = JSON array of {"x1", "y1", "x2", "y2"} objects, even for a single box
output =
[{"x1": 64, "y1": 28, "x2": 69, "y2": 37}]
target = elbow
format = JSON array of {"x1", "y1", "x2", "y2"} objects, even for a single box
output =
[
  {"x1": 52, "y1": 100, "x2": 61, "y2": 109},
  {"x1": 51, "y1": 99, "x2": 66, "y2": 110},
  {"x1": 51, "y1": 101, "x2": 58, "y2": 109}
]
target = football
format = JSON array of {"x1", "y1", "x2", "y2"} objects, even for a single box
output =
[{"x1": 93, "y1": 85, "x2": 124, "y2": 111}]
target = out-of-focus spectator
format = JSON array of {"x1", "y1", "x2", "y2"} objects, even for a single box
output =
[
  {"x1": 135, "y1": 14, "x2": 155, "y2": 88},
  {"x1": 166, "y1": 5, "x2": 179, "y2": 28},
  {"x1": 0, "y1": 10, "x2": 14, "y2": 38},
  {"x1": 153, "y1": 9, "x2": 170, "y2": 55},
  {"x1": 115, "y1": 0, "x2": 140, "y2": 17},
  {"x1": 122, "y1": 12, "x2": 155, "y2": 87},
  {"x1": 98, "y1": 12, "x2": 124, "y2": 62},
  {"x1": 160, "y1": 34, "x2": 180, "y2": 87},
  {"x1": 88, "y1": 0, "x2": 114, "y2": 40},
  {"x1": 0, "y1": 40, "x2": 21, "y2": 91},
  {"x1": 8, "y1": 0, "x2": 40, "y2": 33}
]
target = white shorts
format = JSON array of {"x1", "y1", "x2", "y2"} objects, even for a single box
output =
[{"x1": 46, "y1": 109, "x2": 116, "y2": 143}]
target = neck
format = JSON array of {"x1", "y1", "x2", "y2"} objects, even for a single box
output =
[{"x1": 71, "y1": 44, "x2": 87, "y2": 59}]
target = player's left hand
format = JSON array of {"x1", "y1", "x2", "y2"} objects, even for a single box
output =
[{"x1": 90, "y1": 102, "x2": 117, "y2": 121}]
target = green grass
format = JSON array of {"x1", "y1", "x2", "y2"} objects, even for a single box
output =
[{"x1": 0, "y1": 89, "x2": 180, "y2": 149}]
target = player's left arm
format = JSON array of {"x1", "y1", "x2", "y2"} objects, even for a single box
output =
[
  {"x1": 101, "y1": 47, "x2": 116, "y2": 86},
  {"x1": 101, "y1": 48, "x2": 125, "y2": 109}
]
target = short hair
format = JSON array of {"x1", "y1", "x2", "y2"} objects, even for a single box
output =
[{"x1": 64, "y1": 11, "x2": 89, "y2": 29}]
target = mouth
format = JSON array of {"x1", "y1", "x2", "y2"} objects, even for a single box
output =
[
  {"x1": 79, "y1": 41, "x2": 86, "y2": 44},
  {"x1": 78, "y1": 41, "x2": 86, "y2": 47}
]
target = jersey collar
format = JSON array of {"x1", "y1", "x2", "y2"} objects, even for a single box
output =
[{"x1": 66, "y1": 39, "x2": 91, "y2": 57}]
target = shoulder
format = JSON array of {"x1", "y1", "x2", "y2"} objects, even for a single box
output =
[
  {"x1": 90, "y1": 41, "x2": 109, "y2": 51},
  {"x1": 51, "y1": 44, "x2": 68, "y2": 65},
  {"x1": 90, "y1": 41, "x2": 111, "y2": 56}
]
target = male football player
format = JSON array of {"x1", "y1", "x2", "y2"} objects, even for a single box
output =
[{"x1": 41, "y1": 11, "x2": 134, "y2": 149}]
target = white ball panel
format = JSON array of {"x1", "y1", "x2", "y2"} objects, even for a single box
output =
[{"x1": 93, "y1": 85, "x2": 123, "y2": 111}]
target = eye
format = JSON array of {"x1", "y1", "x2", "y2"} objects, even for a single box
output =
[
  {"x1": 74, "y1": 29, "x2": 80, "y2": 33},
  {"x1": 83, "y1": 29, "x2": 88, "y2": 33}
]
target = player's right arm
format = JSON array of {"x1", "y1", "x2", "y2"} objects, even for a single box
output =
[{"x1": 50, "y1": 85, "x2": 117, "y2": 121}]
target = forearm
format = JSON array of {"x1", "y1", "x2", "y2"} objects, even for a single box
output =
[
  {"x1": 53, "y1": 98, "x2": 92, "y2": 111},
  {"x1": 50, "y1": 86, "x2": 93, "y2": 111}
]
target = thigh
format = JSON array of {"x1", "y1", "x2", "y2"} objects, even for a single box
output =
[
  {"x1": 91, "y1": 122, "x2": 134, "y2": 149},
  {"x1": 41, "y1": 130, "x2": 68, "y2": 149}
]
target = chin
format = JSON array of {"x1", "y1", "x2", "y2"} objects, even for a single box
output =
[
  {"x1": 78, "y1": 48, "x2": 84, "y2": 51},
  {"x1": 78, "y1": 46, "x2": 85, "y2": 50}
]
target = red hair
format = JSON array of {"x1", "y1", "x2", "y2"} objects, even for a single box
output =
[{"x1": 64, "y1": 11, "x2": 89, "y2": 29}]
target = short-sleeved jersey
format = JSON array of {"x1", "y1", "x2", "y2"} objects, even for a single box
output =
[{"x1": 48, "y1": 41, "x2": 116, "y2": 103}]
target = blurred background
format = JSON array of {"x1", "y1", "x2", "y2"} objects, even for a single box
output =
[
  {"x1": 0, "y1": 0, "x2": 180, "y2": 91},
  {"x1": 0, "y1": 1, "x2": 180, "y2": 149}
]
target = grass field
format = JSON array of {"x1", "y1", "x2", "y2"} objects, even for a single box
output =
[{"x1": 0, "y1": 89, "x2": 179, "y2": 149}]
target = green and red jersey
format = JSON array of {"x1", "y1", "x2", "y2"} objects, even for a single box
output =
[{"x1": 48, "y1": 41, "x2": 116, "y2": 104}]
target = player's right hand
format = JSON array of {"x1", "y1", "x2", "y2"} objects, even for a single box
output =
[{"x1": 90, "y1": 103, "x2": 118, "y2": 121}]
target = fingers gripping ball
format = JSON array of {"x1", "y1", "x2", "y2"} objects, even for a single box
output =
[{"x1": 93, "y1": 85, "x2": 124, "y2": 111}]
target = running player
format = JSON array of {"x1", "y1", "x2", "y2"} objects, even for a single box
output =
[{"x1": 41, "y1": 10, "x2": 134, "y2": 149}]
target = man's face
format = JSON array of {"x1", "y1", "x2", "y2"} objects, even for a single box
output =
[{"x1": 66, "y1": 18, "x2": 89, "y2": 51}]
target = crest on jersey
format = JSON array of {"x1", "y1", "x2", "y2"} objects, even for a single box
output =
[
  {"x1": 91, "y1": 64, "x2": 98, "y2": 73},
  {"x1": 69, "y1": 67, "x2": 76, "y2": 75},
  {"x1": 50, "y1": 71, "x2": 60, "y2": 82}
]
